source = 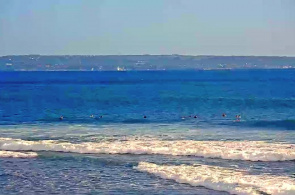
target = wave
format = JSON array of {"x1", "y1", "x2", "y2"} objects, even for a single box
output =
[
  {"x1": 0, "y1": 150, "x2": 38, "y2": 158},
  {"x1": 136, "y1": 162, "x2": 295, "y2": 195},
  {"x1": 1, "y1": 137, "x2": 295, "y2": 161},
  {"x1": 245, "y1": 120, "x2": 295, "y2": 130},
  {"x1": 215, "y1": 119, "x2": 295, "y2": 130}
]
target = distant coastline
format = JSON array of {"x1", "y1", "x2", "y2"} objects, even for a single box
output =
[{"x1": 1, "y1": 55, "x2": 295, "y2": 71}]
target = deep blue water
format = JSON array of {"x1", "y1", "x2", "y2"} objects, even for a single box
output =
[
  {"x1": 1, "y1": 70, "x2": 295, "y2": 127},
  {"x1": 0, "y1": 70, "x2": 295, "y2": 194}
]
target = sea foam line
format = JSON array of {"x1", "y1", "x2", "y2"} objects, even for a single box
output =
[
  {"x1": 136, "y1": 162, "x2": 295, "y2": 195},
  {"x1": 0, "y1": 137, "x2": 295, "y2": 161},
  {"x1": 0, "y1": 150, "x2": 38, "y2": 158}
]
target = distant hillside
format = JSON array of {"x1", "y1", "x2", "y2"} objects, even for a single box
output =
[{"x1": 0, "y1": 55, "x2": 294, "y2": 71}]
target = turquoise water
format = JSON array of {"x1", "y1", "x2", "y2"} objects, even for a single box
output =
[{"x1": 0, "y1": 70, "x2": 295, "y2": 194}]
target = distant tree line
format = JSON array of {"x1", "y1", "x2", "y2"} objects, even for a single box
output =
[{"x1": 0, "y1": 55, "x2": 294, "y2": 71}]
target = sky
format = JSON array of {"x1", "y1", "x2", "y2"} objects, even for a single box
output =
[{"x1": 0, "y1": 0, "x2": 294, "y2": 56}]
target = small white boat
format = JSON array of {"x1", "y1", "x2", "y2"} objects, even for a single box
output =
[{"x1": 117, "y1": 66, "x2": 126, "y2": 71}]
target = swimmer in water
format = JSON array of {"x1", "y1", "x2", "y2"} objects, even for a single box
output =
[
  {"x1": 222, "y1": 113, "x2": 226, "y2": 117},
  {"x1": 194, "y1": 115, "x2": 197, "y2": 118},
  {"x1": 236, "y1": 115, "x2": 241, "y2": 121},
  {"x1": 90, "y1": 114, "x2": 94, "y2": 118},
  {"x1": 59, "y1": 115, "x2": 63, "y2": 120},
  {"x1": 143, "y1": 115, "x2": 147, "y2": 119},
  {"x1": 99, "y1": 115, "x2": 103, "y2": 118}
]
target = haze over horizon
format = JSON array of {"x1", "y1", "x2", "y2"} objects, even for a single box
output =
[{"x1": 1, "y1": 0, "x2": 295, "y2": 56}]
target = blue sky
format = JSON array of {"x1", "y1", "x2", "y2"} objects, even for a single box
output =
[{"x1": 0, "y1": 0, "x2": 294, "y2": 56}]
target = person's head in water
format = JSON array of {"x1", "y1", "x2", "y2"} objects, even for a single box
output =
[
  {"x1": 99, "y1": 115, "x2": 103, "y2": 118},
  {"x1": 143, "y1": 115, "x2": 147, "y2": 119},
  {"x1": 236, "y1": 115, "x2": 241, "y2": 121},
  {"x1": 222, "y1": 113, "x2": 226, "y2": 117},
  {"x1": 194, "y1": 115, "x2": 197, "y2": 118},
  {"x1": 59, "y1": 115, "x2": 63, "y2": 120}
]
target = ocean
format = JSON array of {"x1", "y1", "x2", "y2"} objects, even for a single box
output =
[{"x1": 0, "y1": 70, "x2": 295, "y2": 194}]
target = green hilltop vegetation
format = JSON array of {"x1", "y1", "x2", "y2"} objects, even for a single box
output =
[{"x1": 0, "y1": 55, "x2": 294, "y2": 71}]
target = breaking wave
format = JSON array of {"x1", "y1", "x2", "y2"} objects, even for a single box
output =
[
  {"x1": 0, "y1": 150, "x2": 38, "y2": 158},
  {"x1": 136, "y1": 162, "x2": 295, "y2": 195},
  {"x1": 1, "y1": 137, "x2": 295, "y2": 161}
]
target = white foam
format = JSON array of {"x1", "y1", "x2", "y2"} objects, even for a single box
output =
[
  {"x1": 0, "y1": 137, "x2": 295, "y2": 161},
  {"x1": 0, "y1": 150, "x2": 38, "y2": 158},
  {"x1": 136, "y1": 162, "x2": 295, "y2": 195}
]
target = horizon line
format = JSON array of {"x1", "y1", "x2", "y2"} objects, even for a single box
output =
[{"x1": 1, "y1": 54, "x2": 295, "y2": 58}]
